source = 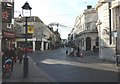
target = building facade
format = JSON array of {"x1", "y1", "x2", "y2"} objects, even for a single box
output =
[
  {"x1": 96, "y1": 0, "x2": 120, "y2": 61},
  {"x1": 68, "y1": 6, "x2": 98, "y2": 51},
  {"x1": 53, "y1": 29, "x2": 62, "y2": 48},
  {"x1": 112, "y1": 0, "x2": 120, "y2": 55},
  {"x1": 0, "y1": 1, "x2": 2, "y2": 53},
  {"x1": 1, "y1": 0, "x2": 15, "y2": 51},
  {"x1": 67, "y1": 28, "x2": 75, "y2": 47},
  {"x1": 15, "y1": 16, "x2": 54, "y2": 51}
]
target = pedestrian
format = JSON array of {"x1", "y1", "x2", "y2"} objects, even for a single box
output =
[
  {"x1": 3, "y1": 46, "x2": 14, "y2": 71},
  {"x1": 65, "y1": 50, "x2": 68, "y2": 56},
  {"x1": 92, "y1": 45, "x2": 96, "y2": 52},
  {"x1": 17, "y1": 48, "x2": 23, "y2": 64},
  {"x1": 76, "y1": 47, "x2": 80, "y2": 57},
  {"x1": 69, "y1": 47, "x2": 74, "y2": 57},
  {"x1": 11, "y1": 47, "x2": 17, "y2": 63},
  {"x1": 80, "y1": 51, "x2": 83, "y2": 57}
]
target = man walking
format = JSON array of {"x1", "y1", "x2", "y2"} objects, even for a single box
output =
[{"x1": 17, "y1": 48, "x2": 23, "y2": 64}]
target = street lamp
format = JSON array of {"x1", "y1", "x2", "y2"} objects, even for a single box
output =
[
  {"x1": 96, "y1": 20, "x2": 102, "y2": 59},
  {"x1": 113, "y1": 31, "x2": 119, "y2": 66},
  {"x1": 21, "y1": 1, "x2": 32, "y2": 78}
]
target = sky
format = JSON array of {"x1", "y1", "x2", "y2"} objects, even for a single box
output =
[{"x1": 14, "y1": 0, "x2": 98, "y2": 39}]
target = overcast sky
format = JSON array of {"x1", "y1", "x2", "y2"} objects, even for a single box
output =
[{"x1": 14, "y1": 0, "x2": 98, "y2": 39}]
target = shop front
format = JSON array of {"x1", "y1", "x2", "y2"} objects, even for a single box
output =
[{"x1": 2, "y1": 31, "x2": 15, "y2": 51}]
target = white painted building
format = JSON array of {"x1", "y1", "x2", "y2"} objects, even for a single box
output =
[
  {"x1": 95, "y1": 0, "x2": 120, "y2": 61},
  {"x1": 72, "y1": 6, "x2": 98, "y2": 51},
  {"x1": 112, "y1": 0, "x2": 120, "y2": 55}
]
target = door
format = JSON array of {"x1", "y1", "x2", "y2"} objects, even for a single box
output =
[{"x1": 86, "y1": 37, "x2": 91, "y2": 51}]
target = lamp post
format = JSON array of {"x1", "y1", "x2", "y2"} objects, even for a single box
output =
[
  {"x1": 21, "y1": 1, "x2": 32, "y2": 78},
  {"x1": 114, "y1": 31, "x2": 118, "y2": 66},
  {"x1": 96, "y1": 20, "x2": 102, "y2": 59}
]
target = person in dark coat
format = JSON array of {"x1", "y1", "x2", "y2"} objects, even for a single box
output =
[
  {"x1": 17, "y1": 48, "x2": 24, "y2": 64},
  {"x1": 66, "y1": 50, "x2": 68, "y2": 56},
  {"x1": 76, "y1": 47, "x2": 80, "y2": 57},
  {"x1": 93, "y1": 45, "x2": 96, "y2": 52},
  {"x1": 11, "y1": 47, "x2": 17, "y2": 63}
]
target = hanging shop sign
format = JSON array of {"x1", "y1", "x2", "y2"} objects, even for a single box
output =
[{"x1": 2, "y1": 2, "x2": 13, "y2": 23}]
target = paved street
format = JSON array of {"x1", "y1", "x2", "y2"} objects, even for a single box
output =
[
  {"x1": 2, "y1": 47, "x2": 119, "y2": 83},
  {"x1": 29, "y1": 47, "x2": 119, "y2": 82},
  {"x1": 3, "y1": 55, "x2": 52, "y2": 82}
]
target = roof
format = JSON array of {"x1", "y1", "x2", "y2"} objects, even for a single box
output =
[{"x1": 15, "y1": 16, "x2": 44, "y2": 23}]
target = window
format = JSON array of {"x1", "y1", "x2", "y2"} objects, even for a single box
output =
[{"x1": 86, "y1": 22, "x2": 91, "y2": 30}]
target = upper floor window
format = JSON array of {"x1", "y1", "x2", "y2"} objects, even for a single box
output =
[{"x1": 86, "y1": 22, "x2": 91, "y2": 30}]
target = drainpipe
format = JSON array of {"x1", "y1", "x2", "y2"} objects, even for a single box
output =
[{"x1": 108, "y1": 2, "x2": 112, "y2": 45}]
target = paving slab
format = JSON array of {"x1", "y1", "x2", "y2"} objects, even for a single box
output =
[{"x1": 3, "y1": 56, "x2": 52, "y2": 82}]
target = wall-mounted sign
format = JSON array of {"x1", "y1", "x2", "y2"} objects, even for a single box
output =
[
  {"x1": 3, "y1": 31, "x2": 15, "y2": 38},
  {"x1": 27, "y1": 25, "x2": 34, "y2": 34}
]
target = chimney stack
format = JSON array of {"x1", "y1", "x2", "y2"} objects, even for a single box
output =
[{"x1": 87, "y1": 5, "x2": 92, "y2": 9}]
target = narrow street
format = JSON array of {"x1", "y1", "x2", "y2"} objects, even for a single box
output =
[
  {"x1": 29, "y1": 48, "x2": 118, "y2": 82},
  {"x1": 1, "y1": 0, "x2": 120, "y2": 83}
]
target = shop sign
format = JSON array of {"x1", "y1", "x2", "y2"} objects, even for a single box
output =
[
  {"x1": 27, "y1": 25, "x2": 34, "y2": 34},
  {"x1": 3, "y1": 31, "x2": 15, "y2": 38},
  {"x1": 2, "y1": 2, "x2": 13, "y2": 23}
]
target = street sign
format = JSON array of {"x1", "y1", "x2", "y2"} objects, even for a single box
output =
[
  {"x1": 27, "y1": 25, "x2": 34, "y2": 34},
  {"x1": 114, "y1": 32, "x2": 117, "y2": 37}
]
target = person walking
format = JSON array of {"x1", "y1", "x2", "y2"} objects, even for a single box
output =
[
  {"x1": 17, "y1": 48, "x2": 23, "y2": 64},
  {"x1": 3, "y1": 46, "x2": 14, "y2": 71},
  {"x1": 11, "y1": 47, "x2": 17, "y2": 63},
  {"x1": 65, "y1": 49, "x2": 68, "y2": 56}
]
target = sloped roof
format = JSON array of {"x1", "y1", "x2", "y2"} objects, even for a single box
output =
[{"x1": 15, "y1": 16, "x2": 44, "y2": 23}]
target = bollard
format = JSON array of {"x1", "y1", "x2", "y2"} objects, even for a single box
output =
[
  {"x1": 116, "y1": 56, "x2": 118, "y2": 66},
  {"x1": 23, "y1": 57, "x2": 29, "y2": 78}
]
